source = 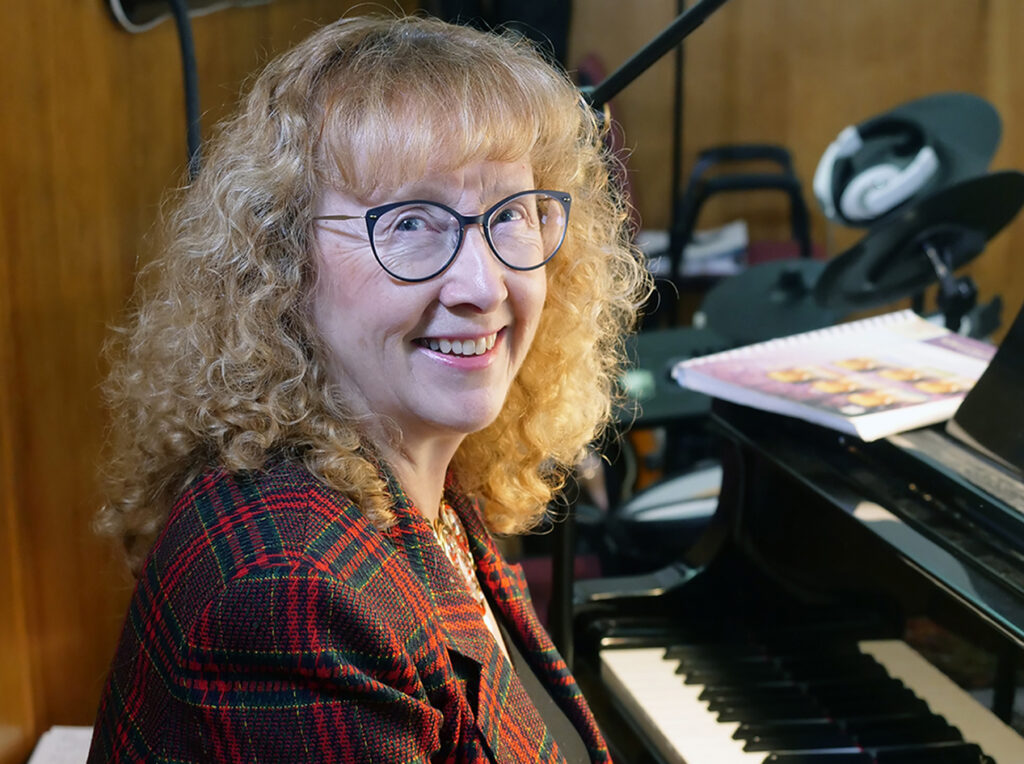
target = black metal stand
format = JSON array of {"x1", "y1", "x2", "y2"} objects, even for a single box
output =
[
  {"x1": 549, "y1": 492, "x2": 578, "y2": 669},
  {"x1": 547, "y1": 0, "x2": 734, "y2": 666},
  {"x1": 922, "y1": 238, "x2": 979, "y2": 333}
]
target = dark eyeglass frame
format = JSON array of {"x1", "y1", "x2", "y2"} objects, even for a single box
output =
[{"x1": 313, "y1": 189, "x2": 572, "y2": 283}]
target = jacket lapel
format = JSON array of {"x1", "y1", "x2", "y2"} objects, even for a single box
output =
[
  {"x1": 381, "y1": 474, "x2": 535, "y2": 762},
  {"x1": 452, "y1": 491, "x2": 611, "y2": 763}
]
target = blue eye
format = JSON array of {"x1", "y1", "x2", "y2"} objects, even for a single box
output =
[
  {"x1": 494, "y1": 207, "x2": 523, "y2": 224},
  {"x1": 493, "y1": 201, "x2": 539, "y2": 228},
  {"x1": 395, "y1": 216, "x2": 427, "y2": 232},
  {"x1": 380, "y1": 205, "x2": 455, "y2": 238}
]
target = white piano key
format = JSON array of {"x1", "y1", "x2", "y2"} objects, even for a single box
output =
[
  {"x1": 860, "y1": 639, "x2": 1024, "y2": 763},
  {"x1": 600, "y1": 646, "x2": 767, "y2": 764}
]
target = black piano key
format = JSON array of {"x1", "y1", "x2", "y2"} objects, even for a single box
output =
[
  {"x1": 819, "y1": 691, "x2": 930, "y2": 717},
  {"x1": 717, "y1": 691, "x2": 933, "y2": 725},
  {"x1": 738, "y1": 714, "x2": 962, "y2": 752},
  {"x1": 664, "y1": 640, "x2": 862, "y2": 665},
  {"x1": 717, "y1": 696, "x2": 823, "y2": 722},
  {"x1": 871, "y1": 742, "x2": 994, "y2": 763},
  {"x1": 780, "y1": 655, "x2": 890, "y2": 680},
  {"x1": 711, "y1": 683, "x2": 925, "y2": 718},
  {"x1": 670, "y1": 647, "x2": 878, "y2": 671},
  {"x1": 701, "y1": 676, "x2": 909, "y2": 706},
  {"x1": 850, "y1": 714, "x2": 962, "y2": 747},
  {"x1": 714, "y1": 683, "x2": 914, "y2": 719},
  {"x1": 665, "y1": 643, "x2": 770, "y2": 662},
  {"x1": 812, "y1": 678, "x2": 910, "y2": 700},
  {"x1": 742, "y1": 722, "x2": 853, "y2": 751},
  {"x1": 766, "y1": 743, "x2": 993, "y2": 763},
  {"x1": 682, "y1": 661, "x2": 785, "y2": 684},
  {"x1": 737, "y1": 713, "x2": 928, "y2": 740},
  {"x1": 761, "y1": 745, "x2": 872, "y2": 757},
  {"x1": 705, "y1": 683, "x2": 810, "y2": 710},
  {"x1": 681, "y1": 655, "x2": 890, "y2": 686}
]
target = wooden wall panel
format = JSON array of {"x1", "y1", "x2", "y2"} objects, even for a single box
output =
[
  {"x1": 0, "y1": 208, "x2": 36, "y2": 764},
  {"x1": 568, "y1": 0, "x2": 1024, "y2": 336},
  {"x1": 568, "y1": 0, "x2": 680, "y2": 232}
]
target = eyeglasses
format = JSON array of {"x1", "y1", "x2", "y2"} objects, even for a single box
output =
[{"x1": 314, "y1": 189, "x2": 571, "y2": 283}]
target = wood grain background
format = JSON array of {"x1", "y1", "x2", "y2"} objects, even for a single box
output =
[{"x1": 3, "y1": 2, "x2": 1022, "y2": 760}]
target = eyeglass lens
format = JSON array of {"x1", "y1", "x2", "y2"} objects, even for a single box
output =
[{"x1": 371, "y1": 192, "x2": 567, "y2": 281}]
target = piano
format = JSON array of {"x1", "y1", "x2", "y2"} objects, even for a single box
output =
[{"x1": 573, "y1": 400, "x2": 1024, "y2": 763}]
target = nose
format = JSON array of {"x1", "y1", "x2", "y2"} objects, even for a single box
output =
[{"x1": 438, "y1": 225, "x2": 508, "y2": 311}]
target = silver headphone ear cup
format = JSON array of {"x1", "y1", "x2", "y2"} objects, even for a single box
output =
[
  {"x1": 838, "y1": 145, "x2": 940, "y2": 223},
  {"x1": 862, "y1": 144, "x2": 940, "y2": 217},
  {"x1": 839, "y1": 164, "x2": 902, "y2": 221}
]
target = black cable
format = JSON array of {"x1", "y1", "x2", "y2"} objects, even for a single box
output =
[
  {"x1": 166, "y1": 0, "x2": 202, "y2": 180},
  {"x1": 670, "y1": 0, "x2": 686, "y2": 253}
]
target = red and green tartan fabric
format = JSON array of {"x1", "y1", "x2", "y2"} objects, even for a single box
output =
[{"x1": 87, "y1": 459, "x2": 611, "y2": 763}]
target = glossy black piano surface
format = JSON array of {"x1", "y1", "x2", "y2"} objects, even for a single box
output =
[{"x1": 574, "y1": 401, "x2": 1024, "y2": 764}]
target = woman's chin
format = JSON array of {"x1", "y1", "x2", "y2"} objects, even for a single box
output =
[{"x1": 416, "y1": 400, "x2": 505, "y2": 440}]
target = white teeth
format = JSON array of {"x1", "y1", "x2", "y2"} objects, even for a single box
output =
[{"x1": 423, "y1": 332, "x2": 498, "y2": 357}]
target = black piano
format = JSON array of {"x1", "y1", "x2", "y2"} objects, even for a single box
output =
[{"x1": 573, "y1": 399, "x2": 1024, "y2": 763}]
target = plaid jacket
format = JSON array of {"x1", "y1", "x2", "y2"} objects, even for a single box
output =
[{"x1": 88, "y1": 459, "x2": 611, "y2": 763}]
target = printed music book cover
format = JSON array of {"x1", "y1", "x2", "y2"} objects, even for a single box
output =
[{"x1": 672, "y1": 310, "x2": 997, "y2": 442}]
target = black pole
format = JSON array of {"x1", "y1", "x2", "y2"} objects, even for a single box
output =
[
  {"x1": 583, "y1": 0, "x2": 732, "y2": 111},
  {"x1": 167, "y1": 0, "x2": 202, "y2": 180},
  {"x1": 549, "y1": 491, "x2": 577, "y2": 669},
  {"x1": 670, "y1": 0, "x2": 687, "y2": 254}
]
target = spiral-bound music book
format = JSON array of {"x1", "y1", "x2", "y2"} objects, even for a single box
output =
[{"x1": 672, "y1": 310, "x2": 997, "y2": 442}]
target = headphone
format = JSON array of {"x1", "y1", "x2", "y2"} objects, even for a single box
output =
[{"x1": 813, "y1": 115, "x2": 940, "y2": 225}]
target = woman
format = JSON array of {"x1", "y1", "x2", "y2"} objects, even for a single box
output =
[{"x1": 89, "y1": 13, "x2": 648, "y2": 763}]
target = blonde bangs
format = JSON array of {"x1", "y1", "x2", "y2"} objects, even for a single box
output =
[{"x1": 317, "y1": 22, "x2": 581, "y2": 197}]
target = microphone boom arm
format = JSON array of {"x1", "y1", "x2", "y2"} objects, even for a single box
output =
[{"x1": 582, "y1": 0, "x2": 733, "y2": 111}]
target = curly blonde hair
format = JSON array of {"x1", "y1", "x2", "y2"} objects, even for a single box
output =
[{"x1": 97, "y1": 14, "x2": 651, "y2": 573}]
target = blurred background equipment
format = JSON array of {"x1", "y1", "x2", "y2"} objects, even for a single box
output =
[
  {"x1": 644, "y1": 142, "x2": 818, "y2": 329},
  {"x1": 813, "y1": 92, "x2": 1001, "y2": 229},
  {"x1": 815, "y1": 171, "x2": 1024, "y2": 336},
  {"x1": 107, "y1": 0, "x2": 271, "y2": 33}
]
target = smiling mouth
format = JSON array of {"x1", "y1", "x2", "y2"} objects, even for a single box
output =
[{"x1": 416, "y1": 331, "x2": 499, "y2": 357}]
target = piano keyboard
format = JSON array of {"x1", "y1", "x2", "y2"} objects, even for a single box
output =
[{"x1": 600, "y1": 639, "x2": 1024, "y2": 763}]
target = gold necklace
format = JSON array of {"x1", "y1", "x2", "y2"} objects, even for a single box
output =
[
  {"x1": 433, "y1": 500, "x2": 487, "y2": 614},
  {"x1": 433, "y1": 500, "x2": 510, "y2": 660}
]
